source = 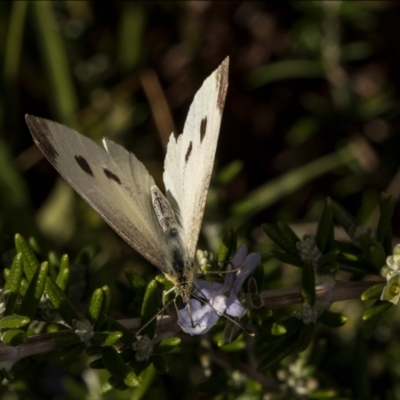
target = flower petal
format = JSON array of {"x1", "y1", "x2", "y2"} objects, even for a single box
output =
[
  {"x1": 178, "y1": 297, "x2": 225, "y2": 335},
  {"x1": 226, "y1": 293, "x2": 246, "y2": 317},
  {"x1": 221, "y1": 245, "x2": 248, "y2": 292},
  {"x1": 232, "y1": 252, "x2": 261, "y2": 294},
  {"x1": 381, "y1": 272, "x2": 400, "y2": 305},
  {"x1": 194, "y1": 278, "x2": 224, "y2": 299},
  {"x1": 231, "y1": 244, "x2": 248, "y2": 268}
]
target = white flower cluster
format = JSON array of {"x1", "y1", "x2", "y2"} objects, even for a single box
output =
[
  {"x1": 132, "y1": 335, "x2": 153, "y2": 361},
  {"x1": 348, "y1": 225, "x2": 377, "y2": 247},
  {"x1": 296, "y1": 235, "x2": 322, "y2": 269},
  {"x1": 278, "y1": 358, "x2": 319, "y2": 395},
  {"x1": 196, "y1": 249, "x2": 214, "y2": 273},
  {"x1": 381, "y1": 244, "x2": 400, "y2": 279},
  {"x1": 380, "y1": 244, "x2": 400, "y2": 305},
  {"x1": 73, "y1": 319, "x2": 94, "y2": 342},
  {"x1": 294, "y1": 303, "x2": 321, "y2": 325}
]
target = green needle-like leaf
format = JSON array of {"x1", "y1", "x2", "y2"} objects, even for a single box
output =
[
  {"x1": 102, "y1": 346, "x2": 141, "y2": 388},
  {"x1": 106, "y1": 320, "x2": 135, "y2": 343},
  {"x1": 91, "y1": 331, "x2": 123, "y2": 347},
  {"x1": 95, "y1": 286, "x2": 111, "y2": 331},
  {"x1": 141, "y1": 280, "x2": 160, "y2": 338},
  {"x1": 377, "y1": 193, "x2": 396, "y2": 243},
  {"x1": 332, "y1": 200, "x2": 358, "y2": 232},
  {"x1": 301, "y1": 261, "x2": 316, "y2": 305},
  {"x1": 14, "y1": 234, "x2": 39, "y2": 281},
  {"x1": 4, "y1": 253, "x2": 23, "y2": 315},
  {"x1": 271, "y1": 322, "x2": 287, "y2": 336},
  {"x1": 56, "y1": 255, "x2": 70, "y2": 290},
  {"x1": 258, "y1": 317, "x2": 302, "y2": 345},
  {"x1": 100, "y1": 376, "x2": 128, "y2": 394},
  {"x1": 316, "y1": 197, "x2": 334, "y2": 252},
  {"x1": 60, "y1": 343, "x2": 86, "y2": 361},
  {"x1": 19, "y1": 261, "x2": 48, "y2": 321},
  {"x1": 277, "y1": 222, "x2": 300, "y2": 253},
  {"x1": 297, "y1": 323, "x2": 314, "y2": 352},
  {"x1": 361, "y1": 283, "x2": 386, "y2": 301},
  {"x1": 152, "y1": 355, "x2": 169, "y2": 374},
  {"x1": 217, "y1": 229, "x2": 237, "y2": 263},
  {"x1": 357, "y1": 232, "x2": 378, "y2": 255},
  {"x1": 319, "y1": 311, "x2": 347, "y2": 327},
  {"x1": 1, "y1": 329, "x2": 27, "y2": 346},
  {"x1": 102, "y1": 286, "x2": 111, "y2": 313},
  {"x1": 87, "y1": 288, "x2": 104, "y2": 326},
  {"x1": 154, "y1": 337, "x2": 181, "y2": 354},
  {"x1": 89, "y1": 357, "x2": 105, "y2": 370},
  {"x1": 19, "y1": 278, "x2": 28, "y2": 296},
  {"x1": 271, "y1": 250, "x2": 303, "y2": 268},
  {"x1": 362, "y1": 300, "x2": 392, "y2": 320},
  {"x1": 125, "y1": 269, "x2": 147, "y2": 299},
  {"x1": 45, "y1": 276, "x2": 79, "y2": 325},
  {"x1": 0, "y1": 314, "x2": 30, "y2": 329},
  {"x1": 318, "y1": 248, "x2": 339, "y2": 268},
  {"x1": 368, "y1": 245, "x2": 386, "y2": 270},
  {"x1": 262, "y1": 223, "x2": 299, "y2": 255}
]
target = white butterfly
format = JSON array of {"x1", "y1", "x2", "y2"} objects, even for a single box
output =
[{"x1": 26, "y1": 57, "x2": 229, "y2": 304}]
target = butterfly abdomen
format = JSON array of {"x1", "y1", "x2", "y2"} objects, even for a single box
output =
[{"x1": 151, "y1": 185, "x2": 196, "y2": 303}]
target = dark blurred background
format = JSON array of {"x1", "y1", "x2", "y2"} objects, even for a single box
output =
[
  {"x1": 2, "y1": 1, "x2": 400, "y2": 398},
  {"x1": 4, "y1": 1, "x2": 400, "y2": 247},
  {"x1": 3, "y1": 1, "x2": 400, "y2": 243}
]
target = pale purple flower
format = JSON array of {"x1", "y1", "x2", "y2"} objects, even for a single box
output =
[{"x1": 178, "y1": 245, "x2": 261, "y2": 335}]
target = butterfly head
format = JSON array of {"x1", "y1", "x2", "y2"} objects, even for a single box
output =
[{"x1": 165, "y1": 256, "x2": 197, "y2": 304}]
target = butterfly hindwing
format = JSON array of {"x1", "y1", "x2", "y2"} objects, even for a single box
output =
[
  {"x1": 26, "y1": 116, "x2": 168, "y2": 271},
  {"x1": 163, "y1": 57, "x2": 229, "y2": 260}
]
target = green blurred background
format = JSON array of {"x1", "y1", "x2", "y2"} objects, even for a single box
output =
[{"x1": 2, "y1": 1, "x2": 400, "y2": 398}]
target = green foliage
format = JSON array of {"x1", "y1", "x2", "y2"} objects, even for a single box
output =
[
  {"x1": 139, "y1": 280, "x2": 159, "y2": 339},
  {"x1": 217, "y1": 229, "x2": 237, "y2": 263},
  {"x1": 301, "y1": 261, "x2": 316, "y2": 306},
  {"x1": 45, "y1": 274, "x2": 79, "y2": 325},
  {"x1": 102, "y1": 346, "x2": 141, "y2": 388},
  {"x1": 0, "y1": 315, "x2": 30, "y2": 329},
  {"x1": 319, "y1": 311, "x2": 347, "y2": 328},
  {"x1": 4, "y1": 253, "x2": 23, "y2": 315},
  {"x1": 2, "y1": 329, "x2": 27, "y2": 346}
]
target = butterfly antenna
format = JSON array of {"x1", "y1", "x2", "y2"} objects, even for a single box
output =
[{"x1": 133, "y1": 297, "x2": 175, "y2": 338}]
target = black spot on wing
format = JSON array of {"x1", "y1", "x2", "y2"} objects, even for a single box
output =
[
  {"x1": 75, "y1": 155, "x2": 94, "y2": 176},
  {"x1": 25, "y1": 115, "x2": 59, "y2": 165},
  {"x1": 104, "y1": 168, "x2": 121, "y2": 184},
  {"x1": 185, "y1": 141, "x2": 193, "y2": 163},
  {"x1": 216, "y1": 58, "x2": 229, "y2": 112},
  {"x1": 200, "y1": 117, "x2": 207, "y2": 142}
]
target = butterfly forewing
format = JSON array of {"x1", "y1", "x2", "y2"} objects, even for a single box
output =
[
  {"x1": 25, "y1": 116, "x2": 167, "y2": 270},
  {"x1": 163, "y1": 57, "x2": 229, "y2": 260},
  {"x1": 26, "y1": 57, "x2": 229, "y2": 299}
]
